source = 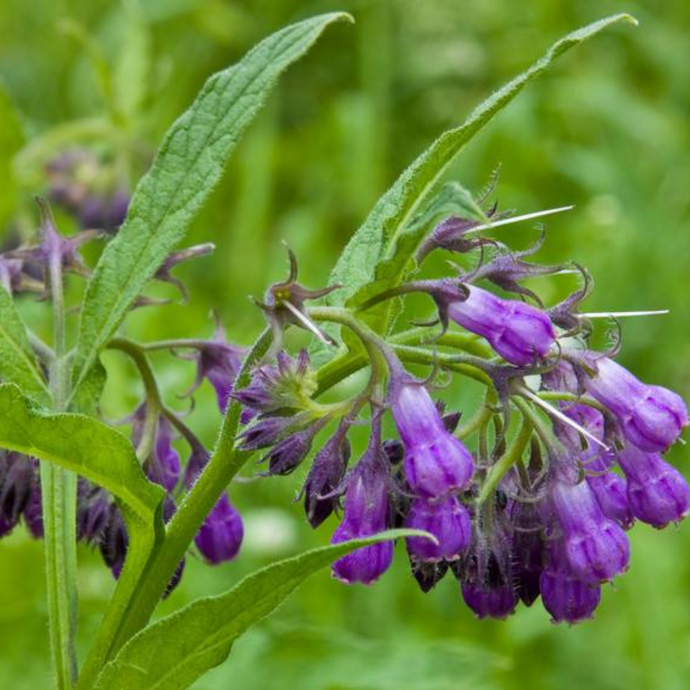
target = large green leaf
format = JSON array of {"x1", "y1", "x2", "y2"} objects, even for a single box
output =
[
  {"x1": 92, "y1": 530, "x2": 428, "y2": 690},
  {"x1": 0, "y1": 287, "x2": 51, "y2": 403},
  {"x1": 326, "y1": 14, "x2": 636, "y2": 335},
  {"x1": 0, "y1": 383, "x2": 162, "y2": 521},
  {"x1": 71, "y1": 12, "x2": 352, "y2": 407}
]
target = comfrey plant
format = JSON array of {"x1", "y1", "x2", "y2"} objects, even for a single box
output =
[{"x1": 0, "y1": 11, "x2": 680, "y2": 690}]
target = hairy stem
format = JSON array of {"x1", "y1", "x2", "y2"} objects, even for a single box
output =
[{"x1": 42, "y1": 217, "x2": 79, "y2": 689}]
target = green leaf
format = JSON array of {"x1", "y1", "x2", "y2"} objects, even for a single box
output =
[
  {"x1": 0, "y1": 287, "x2": 51, "y2": 403},
  {"x1": 0, "y1": 383, "x2": 163, "y2": 521},
  {"x1": 71, "y1": 12, "x2": 353, "y2": 407},
  {"x1": 326, "y1": 14, "x2": 637, "y2": 334},
  {"x1": 92, "y1": 529, "x2": 429, "y2": 690}
]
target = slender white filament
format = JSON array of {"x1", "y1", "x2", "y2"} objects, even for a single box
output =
[{"x1": 464, "y1": 205, "x2": 575, "y2": 235}]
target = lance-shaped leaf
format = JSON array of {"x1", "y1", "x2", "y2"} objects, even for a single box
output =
[
  {"x1": 326, "y1": 14, "x2": 637, "y2": 336},
  {"x1": 0, "y1": 383, "x2": 163, "y2": 521},
  {"x1": 92, "y1": 529, "x2": 431, "y2": 690},
  {"x1": 71, "y1": 12, "x2": 352, "y2": 408},
  {"x1": 0, "y1": 287, "x2": 51, "y2": 403}
]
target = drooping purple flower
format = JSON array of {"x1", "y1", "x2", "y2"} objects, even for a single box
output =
[
  {"x1": 302, "y1": 426, "x2": 350, "y2": 528},
  {"x1": 404, "y1": 494, "x2": 471, "y2": 562},
  {"x1": 540, "y1": 541, "x2": 601, "y2": 624},
  {"x1": 617, "y1": 446, "x2": 690, "y2": 528},
  {"x1": 448, "y1": 285, "x2": 556, "y2": 365},
  {"x1": 180, "y1": 317, "x2": 246, "y2": 412},
  {"x1": 459, "y1": 550, "x2": 518, "y2": 620},
  {"x1": 331, "y1": 417, "x2": 394, "y2": 585},
  {"x1": 582, "y1": 356, "x2": 688, "y2": 453},
  {"x1": 195, "y1": 493, "x2": 244, "y2": 565},
  {"x1": 390, "y1": 375, "x2": 474, "y2": 498},
  {"x1": 457, "y1": 512, "x2": 518, "y2": 620},
  {"x1": 549, "y1": 477, "x2": 629, "y2": 585}
]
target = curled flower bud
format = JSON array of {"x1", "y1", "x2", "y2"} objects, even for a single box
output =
[
  {"x1": 390, "y1": 376, "x2": 473, "y2": 498},
  {"x1": 550, "y1": 477, "x2": 629, "y2": 585},
  {"x1": 76, "y1": 480, "x2": 111, "y2": 544},
  {"x1": 617, "y1": 446, "x2": 690, "y2": 528},
  {"x1": 410, "y1": 559, "x2": 450, "y2": 593},
  {"x1": 195, "y1": 493, "x2": 244, "y2": 564},
  {"x1": 448, "y1": 286, "x2": 556, "y2": 365},
  {"x1": 331, "y1": 418, "x2": 393, "y2": 585},
  {"x1": 302, "y1": 428, "x2": 350, "y2": 528},
  {"x1": 405, "y1": 494, "x2": 471, "y2": 562},
  {"x1": 262, "y1": 419, "x2": 326, "y2": 476},
  {"x1": 459, "y1": 552, "x2": 518, "y2": 620},
  {"x1": 100, "y1": 504, "x2": 128, "y2": 579},
  {"x1": 582, "y1": 356, "x2": 688, "y2": 453}
]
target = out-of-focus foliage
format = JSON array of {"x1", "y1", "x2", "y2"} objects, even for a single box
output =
[{"x1": 1, "y1": 1, "x2": 689, "y2": 689}]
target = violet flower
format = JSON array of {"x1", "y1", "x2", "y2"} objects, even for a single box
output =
[
  {"x1": 583, "y1": 356, "x2": 688, "y2": 453},
  {"x1": 195, "y1": 493, "x2": 244, "y2": 564},
  {"x1": 389, "y1": 374, "x2": 474, "y2": 498},
  {"x1": 404, "y1": 495, "x2": 471, "y2": 563},
  {"x1": 331, "y1": 417, "x2": 393, "y2": 585},
  {"x1": 448, "y1": 285, "x2": 556, "y2": 365},
  {"x1": 617, "y1": 446, "x2": 690, "y2": 528}
]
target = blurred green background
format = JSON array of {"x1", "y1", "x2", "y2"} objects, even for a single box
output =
[{"x1": 1, "y1": 1, "x2": 690, "y2": 688}]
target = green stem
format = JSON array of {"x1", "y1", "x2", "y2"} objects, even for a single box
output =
[
  {"x1": 104, "y1": 328, "x2": 274, "y2": 655},
  {"x1": 42, "y1": 210, "x2": 79, "y2": 689},
  {"x1": 478, "y1": 411, "x2": 533, "y2": 504}
]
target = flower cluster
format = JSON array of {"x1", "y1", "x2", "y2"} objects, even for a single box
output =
[{"x1": 233, "y1": 202, "x2": 688, "y2": 624}]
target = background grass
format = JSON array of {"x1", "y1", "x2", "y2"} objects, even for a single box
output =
[{"x1": 1, "y1": 1, "x2": 689, "y2": 688}]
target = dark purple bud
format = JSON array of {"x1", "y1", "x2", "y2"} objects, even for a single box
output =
[
  {"x1": 583, "y1": 357, "x2": 688, "y2": 453},
  {"x1": 239, "y1": 415, "x2": 295, "y2": 451},
  {"x1": 195, "y1": 493, "x2": 244, "y2": 564},
  {"x1": 331, "y1": 419, "x2": 394, "y2": 585},
  {"x1": 405, "y1": 495, "x2": 471, "y2": 562},
  {"x1": 390, "y1": 377, "x2": 474, "y2": 498},
  {"x1": 617, "y1": 446, "x2": 690, "y2": 528},
  {"x1": 448, "y1": 286, "x2": 556, "y2": 365},
  {"x1": 104, "y1": 188, "x2": 130, "y2": 230},
  {"x1": 550, "y1": 478, "x2": 629, "y2": 584},
  {"x1": 76, "y1": 480, "x2": 111, "y2": 543},
  {"x1": 23, "y1": 483, "x2": 43, "y2": 538},
  {"x1": 382, "y1": 439, "x2": 404, "y2": 465},
  {"x1": 0, "y1": 452, "x2": 34, "y2": 526},
  {"x1": 510, "y1": 502, "x2": 544, "y2": 607},
  {"x1": 262, "y1": 419, "x2": 324, "y2": 476},
  {"x1": 586, "y1": 471, "x2": 634, "y2": 529},
  {"x1": 100, "y1": 504, "x2": 128, "y2": 579},
  {"x1": 540, "y1": 565, "x2": 601, "y2": 624},
  {"x1": 302, "y1": 430, "x2": 350, "y2": 528}
]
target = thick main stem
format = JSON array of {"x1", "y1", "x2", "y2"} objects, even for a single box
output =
[{"x1": 42, "y1": 232, "x2": 79, "y2": 689}]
